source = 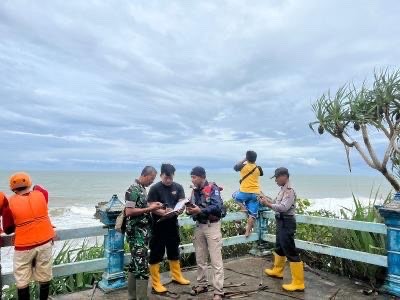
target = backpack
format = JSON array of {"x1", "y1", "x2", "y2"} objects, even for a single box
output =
[{"x1": 202, "y1": 182, "x2": 227, "y2": 218}]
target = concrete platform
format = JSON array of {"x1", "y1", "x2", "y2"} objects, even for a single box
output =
[{"x1": 55, "y1": 256, "x2": 391, "y2": 300}]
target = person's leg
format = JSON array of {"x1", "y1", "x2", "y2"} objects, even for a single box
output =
[
  {"x1": 149, "y1": 230, "x2": 167, "y2": 293},
  {"x1": 205, "y1": 222, "x2": 224, "y2": 297},
  {"x1": 265, "y1": 218, "x2": 286, "y2": 278},
  {"x1": 245, "y1": 194, "x2": 259, "y2": 237},
  {"x1": 127, "y1": 233, "x2": 137, "y2": 300},
  {"x1": 33, "y1": 241, "x2": 53, "y2": 300},
  {"x1": 167, "y1": 226, "x2": 190, "y2": 285},
  {"x1": 234, "y1": 192, "x2": 248, "y2": 212},
  {"x1": 193, "y1": 224, "x2": 208, "y2": 289},
  {"x1": 127, "y1": 227, "x2": 150, "y2": 300},
  {"x1": 136, "y1": 228, "x2": 150, "y2": 300},
  {"x1": 39, "y1": 282, "x2": 50, "y2": 300},
  {"x1": 280, "y1": 217, "x2": 304, "y2": 292},
  {"x1": 14, "y1": 248, "x2": 35, "y2": 300}
]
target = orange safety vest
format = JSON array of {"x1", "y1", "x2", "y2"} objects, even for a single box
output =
[{"x1": 9, "y1": 190, "x2": 55, "y2": 247}]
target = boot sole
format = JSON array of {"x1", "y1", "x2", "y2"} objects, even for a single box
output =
[
  {"x1": 152, "y1": 289, "x2": 168, "y2": 295},
  {"x1": 172, "y1": 279, "x2": 190, "y2": 285},
  {"x1": 265, "y1": 274, "x2": 283, "y2": 279},
  {"x1": 282, "y1": 288, "x2": 305, "y2": 292}
]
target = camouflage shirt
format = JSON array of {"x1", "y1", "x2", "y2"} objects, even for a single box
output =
[{"x1": 125, "y1": 179, "x2": 151, "y2": 227}]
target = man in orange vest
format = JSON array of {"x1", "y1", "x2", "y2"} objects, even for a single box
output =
[{"x1": 6, "y1": 172, "x2": 55, "y2": 300}]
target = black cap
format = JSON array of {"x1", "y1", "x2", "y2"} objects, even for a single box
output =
[
  {"x1": 190, "y1": 166, "x2": 206, "y2": 178},
  {"x1": 271, "y1": 167, "x2": 289, "y2": 179}
]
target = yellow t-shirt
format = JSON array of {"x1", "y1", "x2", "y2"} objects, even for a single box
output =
[{"x1": 239, "y1": 163, "x2": 261, "y2": 194}]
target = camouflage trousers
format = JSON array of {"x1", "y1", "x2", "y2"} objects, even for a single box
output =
[{"x1": 126, "y1": 226, "x2": 150, "y2": 279}]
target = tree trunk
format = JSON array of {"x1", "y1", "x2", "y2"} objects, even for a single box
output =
[{"x1": 381, "y1": 168, "x2": 400, "y2": 191}]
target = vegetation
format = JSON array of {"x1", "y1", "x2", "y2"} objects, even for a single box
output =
[
  {"x1": 290, "y1": 192, "x2": 389, "y2": 287},
  {"x1": 309, "y1": 68, "x2": 400, "y2": 191}
]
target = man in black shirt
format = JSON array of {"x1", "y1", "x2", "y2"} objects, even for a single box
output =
[{"x1": 147, "y1": 164, "x2": 190, "y2": 294}]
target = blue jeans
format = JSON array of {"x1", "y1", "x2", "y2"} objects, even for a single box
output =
[{"x1": 234, "y1": 191, "x2": 260, "y2": 218}]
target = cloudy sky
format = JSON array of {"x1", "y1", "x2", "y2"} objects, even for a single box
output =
[{"x1": 0, "y1": 0, "x2": 399, "y2": 174}]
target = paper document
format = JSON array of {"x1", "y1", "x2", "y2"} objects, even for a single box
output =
[{"x1": 157, "y1": 199, "x2": 190, "y2": 222}]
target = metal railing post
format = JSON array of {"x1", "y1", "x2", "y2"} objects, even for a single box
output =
[
  {"x1": 378, "y1": 191, "x2": 400, "y2": 297},
  {"x1": 249, "y1": 207, "x2": 271, "y2": 256},
  {"x1": 97, "y1": 195, "x2": 127, "y2": 292}
]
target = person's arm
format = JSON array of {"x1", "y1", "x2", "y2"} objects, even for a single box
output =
[
  {"x1": 258, "y1": 166, "x2": 264, "y2": 177},
  {"x1": 33, "y1": 185, "x2": 48, "y2": 204},
  {"x1": 234, "y1": 159, "x2": 246, "y2": 172},
  {"x1": 270, "y1": 190, "x2": 295, "y2": 213},
  {"x1": 1, "y1": 196, "x2": 15, "y2": 234},
  {"x1": 124, "y1": 188, "x2": 163, "y2": 217},
  {"x1": 147, "y1": 186, "x2": 168, "y2": 216}
]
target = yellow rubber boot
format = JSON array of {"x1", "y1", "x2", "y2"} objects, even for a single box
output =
[
  {"x1": 169, "y1": 260, "x2": 190, "y2": 285},
  {"x1": 264, "y1": 254, "x2": 286, "y2": 279},
  {"x1": 282, "y1": 261, "x2": 305, "y2": 292},
  {"x1": 149, "y1": 263, "x2": 167, "y2": 294}
]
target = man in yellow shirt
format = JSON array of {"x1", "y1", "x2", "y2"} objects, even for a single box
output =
[{"x1": 233, "y1": 150, "x2": 263, "y2": 237}]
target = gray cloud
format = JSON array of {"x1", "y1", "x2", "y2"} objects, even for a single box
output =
[{"x1": 0, "y1": 0, "x2": 399, "y2": 173}]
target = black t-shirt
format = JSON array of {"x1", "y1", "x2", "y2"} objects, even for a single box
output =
[{"x1": 147, "y1": 181, "x2": 185, "y2": 227}]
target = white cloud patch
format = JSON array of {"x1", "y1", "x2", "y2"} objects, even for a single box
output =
[{"x1": 0, "y1": 0, "x2": 399, "y2": 173}]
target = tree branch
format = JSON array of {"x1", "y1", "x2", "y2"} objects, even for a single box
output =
[
  {"x1": 377, "y1": 123, "x2": 391, "y2": 139},
  {"x1": 384, "y1": 109, "x2": 394, "y2": 136},
  {"x1": 382, "y1": 132, "x2": 397, "y2": 167},
  {"x1": 337, "y1": 133, "x2": 377, "y2": 169},
  {"x1": 361, "y1": 125, "x2": 382, "y2": 170}
]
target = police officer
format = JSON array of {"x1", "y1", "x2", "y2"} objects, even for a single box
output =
[
  {"x1": 147, "y1": 163, "x2": 190, "y2": 294},
  {"x1": 260, "y1": 167, "x2": 305, "y2": 292},
  {"x1": 186, "y1": 166, "x2": 224, "y2": 300},
  {"x1": 124, "y1": 166, "x2": 163, "y2": 300}
]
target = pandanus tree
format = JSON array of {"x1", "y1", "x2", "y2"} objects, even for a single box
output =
[{"x1": 309, "y1": 69, "x2": 400, "y2": 191}]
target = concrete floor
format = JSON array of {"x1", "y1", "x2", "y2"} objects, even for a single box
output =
[{"x1": 55, "y1": 256, "x2": 394, "y2": 300}]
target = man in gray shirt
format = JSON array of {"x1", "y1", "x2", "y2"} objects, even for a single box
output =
[{"x1": 260, "y1": 167, "x2": 305, "y2": 292}]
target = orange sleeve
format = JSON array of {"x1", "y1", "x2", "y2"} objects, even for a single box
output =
[
  {"x1": 33, "y1": 185, "x2": 49, "y2": 204},
  {"x1": 1, "y1": 194, "x2": 15, "y2": 234}
]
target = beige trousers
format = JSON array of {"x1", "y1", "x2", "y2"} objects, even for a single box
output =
[
  {"x1": 193, "y1": 221, "x2": 224, "y2": 295},
  {"x1": 14, "y1": 241, "x2": 53, "y2": 288}
]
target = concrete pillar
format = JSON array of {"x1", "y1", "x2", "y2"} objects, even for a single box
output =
[{"x1": 97, "y1": 194, "x2": 127, "y2": 292}]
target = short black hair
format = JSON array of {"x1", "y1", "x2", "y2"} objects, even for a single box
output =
[
  {"x1": 141, "y1": 166, "x2": 157, "y2": 177},
  {"x1": 190, "y1": 166, "x2": 206, "y2": 178},
  {"x1": 161, "y1": 163, "x2": 176, "y2": 176},
  {"x1": 246, "y1": 150, "x2": 257, "y2": 163}
]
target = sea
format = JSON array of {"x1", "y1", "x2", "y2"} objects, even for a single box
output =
[{"x1": 0, "y1": 170, "x2": 394, "y2": 274}]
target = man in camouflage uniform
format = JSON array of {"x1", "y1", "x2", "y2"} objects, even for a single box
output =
[{"x1": 125, "y1": 166, "x2": 163, "y2": 300}]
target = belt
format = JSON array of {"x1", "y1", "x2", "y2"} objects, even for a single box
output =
[{"x1": 275, "y1": 213, "x2": 295, "y2": 219}]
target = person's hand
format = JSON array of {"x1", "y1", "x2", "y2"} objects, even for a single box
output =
[
  {"x1": 259, "y1": 197, "x2": 272, "y2": 208},
  {"x1": 149, "y1": 202, "x2": 163, "y2": 211},
  {"x1": 177, "y1": 206, "x2": 186, "y2": 215},
  {"x1": 186, "y1": 205, "x2": 201, "y2": 215}
]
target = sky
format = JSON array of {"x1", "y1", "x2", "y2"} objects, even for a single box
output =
[{"x1": 0, "y1": 0, "x2": 400, "y2": 174}]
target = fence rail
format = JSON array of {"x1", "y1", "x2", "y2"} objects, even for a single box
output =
[{"x1": 1, "y1": 211, "x2": 388, "y2": 287}]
